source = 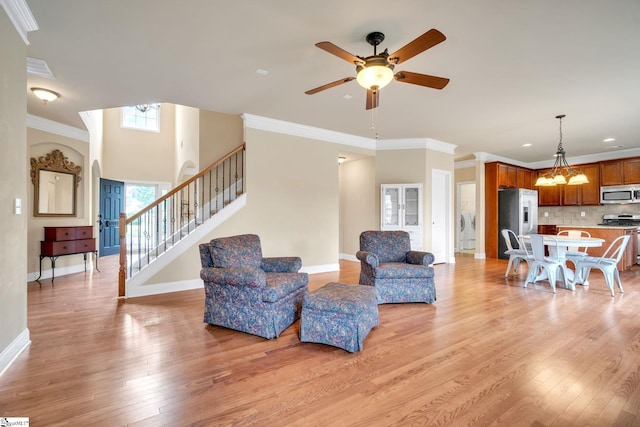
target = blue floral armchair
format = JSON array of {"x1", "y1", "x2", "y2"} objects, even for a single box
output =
[
  {"x1": 356, "y1": 230, "x2": 436, "y2": 304},
  {"x1": 199, "y1": 234, "x2": 308, "y2": 339}
]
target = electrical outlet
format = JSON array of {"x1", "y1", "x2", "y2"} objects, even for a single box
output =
[
  {"x1": 544, "y1": 212, "x2": 549, "y2": 217},
  {"x1": 581, "y1": 211, "x2": 586, "y2": 217}
]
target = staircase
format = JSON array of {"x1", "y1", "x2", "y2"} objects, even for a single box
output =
[{"x1": 118, "y1": 144, "x2": 246, "y2": 296}]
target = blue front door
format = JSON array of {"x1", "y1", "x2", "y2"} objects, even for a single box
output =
[{"x1": 99, "y1": 178, "x2": 124, "y2": 256}]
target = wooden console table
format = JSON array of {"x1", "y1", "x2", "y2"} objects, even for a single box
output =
[{"x1": 37, "y1": 226, "x2": 100, "y2": 283}]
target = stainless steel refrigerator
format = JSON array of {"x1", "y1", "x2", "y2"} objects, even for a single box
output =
[{"x1": 498, "y1": 188, "x2": 538, "y2": 259}]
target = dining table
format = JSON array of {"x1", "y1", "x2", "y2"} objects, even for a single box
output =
[{"x1": 522, "y1": 234, "x2": 605, "y2": 289}]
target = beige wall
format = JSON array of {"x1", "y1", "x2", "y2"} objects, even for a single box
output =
[
  {"x1": 374, "y1": 147, "x2": 455, "y2": 254},
  {"x1": 198, "y1": 110, "x2": 243, "y2": 169},
  {"x1": 175, "y1": 104, "x2": 200, "y2": 183},
  {"x1": 27, "y1": 131, "x2": 92, "y2": 275},
  {"x1": 339, "y1": 156, "x2": 376, "y2": 257},
  {"x1": 0, "y1": 9, "x2": 29, "y2": 361},
  {"x1": 455, "y1": 166, "x2": 475, "y2": 184},
  {"x1": 144, "y1": 127, "x2": 344, "y2": 285},
  {"x1": 102, "y1": 104, "x2": 175, "y2": 184}
]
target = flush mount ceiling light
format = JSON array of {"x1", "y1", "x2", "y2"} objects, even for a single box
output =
[
  {"x1": 135, "y1": 103, "x2": 160, "y2": 113},
  {"x1": 31, "y1": 87, "x2": 60, "y2": 104},
  {"x1": 535, "y1": 114, "x2": 589, "y2": 187}
]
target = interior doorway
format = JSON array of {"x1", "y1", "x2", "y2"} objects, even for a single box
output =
[
  {"x1": 456, "y1": 182, "x2": 476, "y2": 253},
  {"x1": 431, "y1": 169, "x2": 451, "y2": 264}
]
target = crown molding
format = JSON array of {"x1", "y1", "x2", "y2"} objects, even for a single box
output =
[
  {"x1": 473, "y1": 148, "x2": 640, "y2": 170},
  {"x1": 0, "y1": 0, "x2": 38, "y2": 45},
  {"x1": 242, "y1": 113, "x2": 375, "y2": 150},
  {"x1": 241, "y1": 114, "x2": 458, "y2": 154},
  {"x1": 377, "y1": 138, "x2": 457, "y2": 154},
  {"x1": 527, "y1": 147, "x2": 640, "y2": 169},
  {"x1": 27, "y1": 114, "x2": 90, "y2": 142}
]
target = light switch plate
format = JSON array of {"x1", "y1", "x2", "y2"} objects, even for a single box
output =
[{"x1": 15, "y1": 198, "x2": 21, "y2": 214}]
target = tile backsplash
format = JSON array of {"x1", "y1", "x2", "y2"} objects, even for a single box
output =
[{"x1": 538, "y1": 204, "x2": 640, "y2": 226}]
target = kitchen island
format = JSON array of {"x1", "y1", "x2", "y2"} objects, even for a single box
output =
[{"x1": 558, "y1": 225, "x2": 638, "y2": 271}]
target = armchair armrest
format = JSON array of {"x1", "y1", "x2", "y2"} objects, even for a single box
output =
[
  {"x1": 406, "y1": 251, "x2": 435, "y2": 266},
  {"x1": 261, "y1": 257, "x2": 302, "y2": 273},
  {"x1": 356, "y1": 250, "x2": 379, "y2": 268},
  {"x1": 200, "y1": 267, "x2": 266, "y2": 287}
]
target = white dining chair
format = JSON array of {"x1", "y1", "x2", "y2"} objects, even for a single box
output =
[
  {"x1": 501, "y1": 229, "x2": 531, "y2": 277},
  {"x1": 557, "y1": 229, "x2": 591, "y2": 258},
  {"x1": 573, "y1": 235, "x2": 630, "y2": 297},
  {"x1": 524, "y1": 234, "x2": 569, "y2": 294}
]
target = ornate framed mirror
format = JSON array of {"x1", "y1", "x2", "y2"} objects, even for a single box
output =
[{"x1": 30, "y1": 149, "x2": 81, "y2": 217}]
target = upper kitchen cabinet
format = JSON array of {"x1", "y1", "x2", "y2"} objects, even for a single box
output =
[
  {"x1": 495, "y1": 162, "x2": 533, "y2": 189},
  {"x1": 537, "y1": 163, "x2": 600, "y2": 206},
  {"x1": 600, "y1": 157, "x2": 640, "y2": 185},
  {"x1": 536, "y1": 168, "x2": 561, "y2": 206},
  {"x1": 562, "y1": 163, "x2": 601, "y2": 206}
]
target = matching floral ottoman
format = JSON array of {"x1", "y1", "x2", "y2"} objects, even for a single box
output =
[{"x1": 300, "y1": 282, "x2": 378, "y2": 353}]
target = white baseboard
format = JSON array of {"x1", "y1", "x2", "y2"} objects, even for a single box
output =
[
  {"x1": 0, "y1": 328, "x2": 30, "y2": 378},
  {"x1": 474, "y1": 252, "x2": 486, "y2": 259},
  {"x1": 125, "y1": 279, "x2": 203, "y2": 299},
  {"x1": 300, "y1": 263, "x2": 340, "y2": 274},
  {"x1": 27, "y1": 261, "x2": 95, "y2": 282},
  {"x1": 339, "y1": 253, "x2": 358, "y2": 262}
]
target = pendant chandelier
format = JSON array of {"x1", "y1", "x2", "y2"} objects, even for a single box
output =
[
  {"x1": 534, "y1": 114, "x2": 589, "y2": 187},
  {"x1": 135, "y1": 103, "x2": 160, "y2": 113}
]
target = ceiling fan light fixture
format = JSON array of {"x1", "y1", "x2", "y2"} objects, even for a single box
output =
[{"x1": 356, "y1": 63, "x2": 394, "y2": 90}]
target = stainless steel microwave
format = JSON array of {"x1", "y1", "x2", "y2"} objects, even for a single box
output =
[{"x1": 600, "y1": 185, "x2": 640, "y2": 204}]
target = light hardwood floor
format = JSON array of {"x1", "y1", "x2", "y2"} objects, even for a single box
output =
[{"x1": 1, "y1": 254, "x2": 640, "y2": 426}]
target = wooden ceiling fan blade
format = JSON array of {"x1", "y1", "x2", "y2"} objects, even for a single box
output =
[
  {"x1": 394, "y1": 71, "x2": 450, "y2": 89},
  {"x1": 315, "y1": 42, "x2": 363, "y2": 65},
  {"x1": 389, "y1": 29, "x2": 446, "y2": 65},
  {"x1": 305, "y1": 77, "x2": 355, "y2": 95},
  {"x1": 366, "y1": 89, "x2": 379, "y2": 110}
]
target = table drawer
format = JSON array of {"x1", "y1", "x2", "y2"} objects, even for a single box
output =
[
  {"x1": 44, "y1": 227, "x2": 77, "y2": 241},
  {"x1": 75, "y1": 226, "x2": 93, "y2": 239},
  {"x1": 41, "y1": 240, "x2": 77, "y2": 256},
  {"x1": 75, "y1": 238, "x2": 96, "y2": 252},
  {"x1": 44, "y1": 226, "x2": 93, "y2": 241}
]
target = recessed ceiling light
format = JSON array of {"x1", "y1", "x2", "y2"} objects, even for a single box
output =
[
  {"x1": 343, "y1": 94, "x2": 352, "y2": 100},
  {"x1": 603, "y1": 137, "x2": 616, "y2": 142},
  {"x1": 522, "y1": 143, "x2": 532, "y2": 147},
  {"x1": 255, "y1": 68, "x2": 269, "y2": 76}
]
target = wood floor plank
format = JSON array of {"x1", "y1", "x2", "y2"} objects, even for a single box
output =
[{"x1": 1, "y1": 253, "x2": 640, "y2": 426}]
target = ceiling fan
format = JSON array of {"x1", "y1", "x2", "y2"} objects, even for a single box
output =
[{"x1": 305, "y1": 29, "x2": 450, "y2": 110}]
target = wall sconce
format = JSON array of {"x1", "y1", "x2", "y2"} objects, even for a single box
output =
[
  {"x1": 31, "y1": 87, "x2": 60, "y2": 104},
  {"x1": 338, "y1": 156, "x2": 346, "y2": 164}
]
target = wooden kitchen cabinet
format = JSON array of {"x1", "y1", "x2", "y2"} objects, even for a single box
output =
[
  {"x1": 562, "y1": 163, "x2": 600, "y2": 206},
  {"x1": 497, "y1": 163, "x2": 517, "y2": 188},
  {"x1": 536, "y1": 169, "x2": 561, "y2": 206},
  {"x1": 600, "y1": 157, "x2": 640, "y2": 185},
  {"x1": 496, "y1": 162, "x2": 533, "y2": 189},
  {"x1": 538, "y1": 224, "x2": 558, "y2": 235},
  {"x1": 517, "y1": 168, "x2": 533, "y2": 190},
  {"x1": 538, "y1": 163, "x2": 599, "y2": 206}
]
